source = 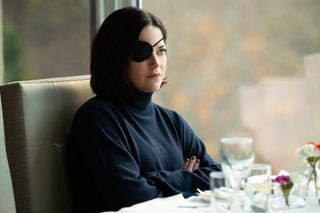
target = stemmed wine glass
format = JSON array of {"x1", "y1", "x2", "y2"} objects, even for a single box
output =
[
  {"x1": 220, "y1": 137, "x2": 255, "y2": 211},
  {"x1": 220, "y1": 137, "x2": 255, "y2": 191}
]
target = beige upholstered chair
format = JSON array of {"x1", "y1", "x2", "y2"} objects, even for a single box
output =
[
  {"x1": 0, "y1": 75, "x2": 93, "y2": 213},
  {"x1": 0, "y1": 103, "x2": 16, "y2": 213}
]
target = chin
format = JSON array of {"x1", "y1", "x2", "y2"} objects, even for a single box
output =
[{"x1": 143, "y1": 86, "x2": 161, "y2": 93}]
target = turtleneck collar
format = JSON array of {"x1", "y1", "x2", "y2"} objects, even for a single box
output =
[
  {"x1": 100, "y1": 82, "x2": 154, "y2": 113},
  {"x1": 124, "y1": 88, "x2": 153, "y2": 112}
]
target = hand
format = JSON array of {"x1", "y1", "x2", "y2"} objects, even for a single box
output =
[{"x1": 184, "y1": 156, "x2": 200, "y2": 172}]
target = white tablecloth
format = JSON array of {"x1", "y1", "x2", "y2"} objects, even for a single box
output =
[
  {"x1": 284, "y1": 197, "x2": 319, "y2": 213},
  {"x1": 103, "y1": 194, "x2": 210, "y2": 213},
  {"x1": 103, "y1": 194, "x2": 320, "y2": 213}
]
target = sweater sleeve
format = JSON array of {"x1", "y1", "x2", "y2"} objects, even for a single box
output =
[{"x1": 141, "y1": 111, "x2": 222, "y2": 195}]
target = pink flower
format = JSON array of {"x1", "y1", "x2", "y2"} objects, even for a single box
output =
[
  {"x1": 272, "y1": 175, "x2": 294, "y2": 206},
  {"x1": 272, "y1": 175, "x2": 292, "y2": 184}
]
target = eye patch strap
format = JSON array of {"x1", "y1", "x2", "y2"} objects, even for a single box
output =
[{"x1": 152, "y1": 38, "x2": 164, "y2": 47}]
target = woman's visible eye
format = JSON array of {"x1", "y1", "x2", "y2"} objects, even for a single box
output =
[{"x1": 157, "y1": 48, "x2": 167, "y2": 55}]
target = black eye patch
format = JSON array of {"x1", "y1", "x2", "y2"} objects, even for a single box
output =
[
  {"x1": 131, "y1": 38, "x2": 165, "y2": 62},
  {"x1": 132, "y1": 41, "x2": 153, "y2": 62}
]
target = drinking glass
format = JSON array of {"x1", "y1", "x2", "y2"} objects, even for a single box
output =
[
  {"x1": 247, "y1": 164, "x2": 272, "y2": 212},
  {"x1": 210, "y1": 171, "x2": 233, "y2": 212},
  {"x1": 210, "y1": 171, "x2": 226, "y2": 191},
  {"x1": 220, "y1": 137, "x2": 255, "y2": 211},
  {"x1": 220, "y1": 137, "x2": 255, "y2": 191},
  {"x1": 249, "y1": 163, "x2": 272, "y2": 183}
]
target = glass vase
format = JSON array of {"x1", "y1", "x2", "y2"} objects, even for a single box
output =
[
  {"x1": 268, "y1": 184, "x2": 305, "y2": 212},
  {"x1": 300, "y1": 157, "x2": 320, "y2": 200}
]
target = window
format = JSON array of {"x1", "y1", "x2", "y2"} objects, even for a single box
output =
[
  {"x1": 2, "y1": 0, "x2": 90, "y2": 82},
  {"x1": 144, "y1": 0, "x2": 320, "y2": 173}
]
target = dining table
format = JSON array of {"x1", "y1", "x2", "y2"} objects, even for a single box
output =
[{"x1": 103, "y1": 192, "x2": 319, "y2": 213}]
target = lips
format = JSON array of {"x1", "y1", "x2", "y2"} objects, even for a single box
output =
[{"x1": 149, "y1": 72, "x2": 161, "y2": 78}]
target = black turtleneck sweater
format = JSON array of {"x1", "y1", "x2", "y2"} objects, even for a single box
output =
[{"x1": 67, "y1": 91, "x2": 221, "y2": 212}]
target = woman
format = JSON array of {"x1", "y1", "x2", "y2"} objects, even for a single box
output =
[{"x1": 67, "y1": 7, "x2": 221, "y2": 212}]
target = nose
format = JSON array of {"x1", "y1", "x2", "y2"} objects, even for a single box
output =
[{"x1": 149, "y1": 52, "x2": 160, "y2": 68}]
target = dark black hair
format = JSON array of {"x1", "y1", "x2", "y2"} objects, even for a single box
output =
[{"x1": 90, "y1": 7, "x2": 167, "y2": 102}]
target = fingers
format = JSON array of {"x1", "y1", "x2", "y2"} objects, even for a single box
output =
[
  {"x1": 184, "y1": 158, "x2": 190, "y2": 171},
  {"x1": 184, "y1": 156, "x2": 200, "y2": 172},
  {"x1": 194, "y1": 159, "x2": 200, "y2": 170}
]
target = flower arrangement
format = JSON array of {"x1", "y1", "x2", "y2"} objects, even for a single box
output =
[
  {"x1": 296, "y1": 141, "x2": 320, "y2": 197},
  {"x1": 272, "y1": 175, "x2": 294, "y2": 206},
  {"x1": 296, "y1": 141, "x2": 320, "y2": 159}
]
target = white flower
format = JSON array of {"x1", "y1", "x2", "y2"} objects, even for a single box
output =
[{"x1": 296, "y1": 143, "x2": 320, "y2": 160}]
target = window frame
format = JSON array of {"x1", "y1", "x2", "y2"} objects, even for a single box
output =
[{"x1": 90, "y1": 0, "x2": 142, "y2": 42}]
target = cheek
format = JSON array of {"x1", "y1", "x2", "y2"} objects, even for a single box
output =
[
  {"x1": 128, "y1": 63, "x2": 139, "y2": 78},
  {"x1": 127, "y1": 63, "x2": 146, "y2": 85},
  {"x1": 162, "y1": 58, "x2": 167, "y2": 73},
  {"x1": 127, "y1": 68, "x2": 134, "y2": 83}
]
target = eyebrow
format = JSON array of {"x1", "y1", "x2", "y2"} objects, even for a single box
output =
[{"x1": 157, "y1": 44, "x2": 166, "y2": 49}]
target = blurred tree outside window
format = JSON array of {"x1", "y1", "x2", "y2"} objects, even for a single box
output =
[
  {"x1": 144, "y1": 0, "x2": 320, "y2": 173},
  {"x1": 2, "y1": 0, "x2": 90, "y2": 82}
]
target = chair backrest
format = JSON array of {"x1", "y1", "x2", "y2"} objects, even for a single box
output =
[
  {"x1": 0, "y1": 100, "x2": 16, "y2": 213},
  {"x1": 0, "y1": 75, "x2": 94, "y2": 213}
]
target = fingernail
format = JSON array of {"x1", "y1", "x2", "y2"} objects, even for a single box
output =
[
  {"x1": 196, "y1": 159, "x2": 200, "y2": 163},
  {"x1": 185, "y1": 158, "x2": 189, "y2": 162},
  {"x1": 191, "y1": 156, "x2": 196, "y2": 160}
]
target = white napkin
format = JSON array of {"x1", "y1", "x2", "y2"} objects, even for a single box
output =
[{"x1": 178, "y1": 195, "x2": 210, "y2": 208}]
